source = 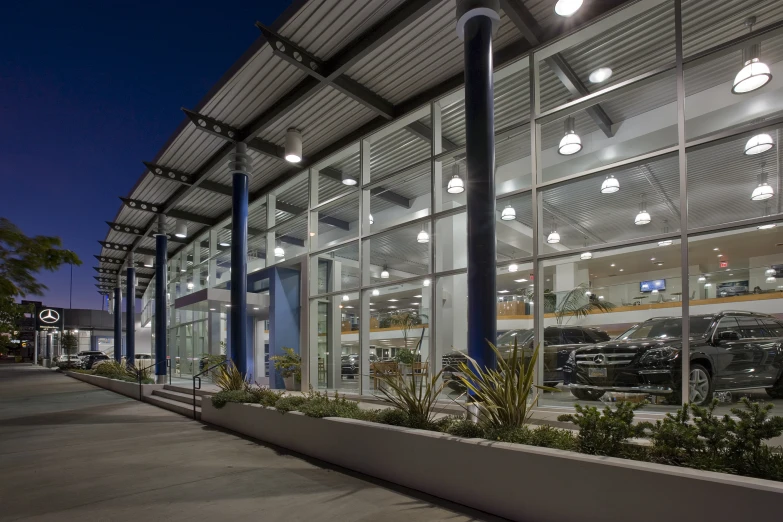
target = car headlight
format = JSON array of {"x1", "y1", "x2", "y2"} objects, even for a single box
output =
[{"x1": 639, "y1": 346, "x2": 679, "y2": 364}]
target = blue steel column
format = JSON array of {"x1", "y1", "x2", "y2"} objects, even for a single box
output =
[
  {"x1": 458, "y1": 0, "x2": 499, "y2": 370},
  {"x1": 154, "y1": 215, "x2": 168, "y2": 383},
  {"x1": 113, "y1": 286, "x2": 122, "y2": 362},
  {"x1": 230, "y1": 143, "x2": 251, "y2": 377},
  {"x1": 126, "y1": 261, "x2": 136, "y2": 365}
]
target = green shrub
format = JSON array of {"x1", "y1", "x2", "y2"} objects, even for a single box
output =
[
  {"x1": 375, "y1": 365, "x2": 446, "y2": 428},
  {"x1": 212, "y1": 390, "x2": 255, "y2": 409},
  {"x1": 273, "y1": 395, "x2": 307, "y2": 413},
  {"x1": 558, "y1": 402, "x2": 647, "y2": 457},
  {"x1": 215, "y1": 362, "x2": 248, "y2": 392},
  {"x1": 485, "y1": 425, "x2": 531, "y2": 444},
  {"x1": 297, "y1": 391, "x2": 363, "y2": 419},
  {"x1": 446, "y1": 418, "x2": 485, "y2": 438},
  {"x1": 528, "y1": 425, "x2": 577, "y2": 451},
  {"x1": 376, "y1": 408, "x2": 410, "y2": 427},
  {"x1": 247, "y1": 386, "x2": 284, "y2": 407}
]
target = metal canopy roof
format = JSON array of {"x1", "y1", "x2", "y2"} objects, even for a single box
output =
[{"x1": 99, "y1": 0, "x2": 783, "y2": 298}]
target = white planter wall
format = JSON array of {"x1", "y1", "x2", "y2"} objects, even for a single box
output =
[
  {"x1": 65, "y1": 371, "x2": 163, "y2": 399},
  {"x1": 202, "y1": 401, "x2": 783, "y2": 522}
]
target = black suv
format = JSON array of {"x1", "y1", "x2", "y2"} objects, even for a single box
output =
[
  {"x1": 564, "y1": 311, "x2": 783, "y2": 404},
  {"x1": 496, "y1": 326, "x2": 611, "y2": 386},
  {"x1": 82, "y1": 353, "x2": 110, "y2": 369}
]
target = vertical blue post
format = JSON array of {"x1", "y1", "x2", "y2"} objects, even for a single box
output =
[
  {"x1": 126, "y1": 264, "x2": 135, "y2": 365},
  {"x1": 458, "y1": 0, "x2": 498, "y2": 371},
  {"x1": 269, "y1": 267, "x2": 301, "y2": 389},
  {"x1": 154, "y1": 226, "x2": 168, "y2": 382},
  {"x1": 230, "y1": 143, "x2": 250, "y2": 377},
  {"x1": 113, "y1": 286, "x2": 122, "y2": 362}
]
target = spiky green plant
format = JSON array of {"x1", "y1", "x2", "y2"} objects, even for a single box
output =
[
  {"x1": 214, "y1": 361, "x2": 248, "y2": 392},
  {"x1": 455, "y1": 339, "x2": 557, "y2": 430},
  {"x1": 124, "y1": 363, "x2": 151, "y2": 383},
  {"x1": 375, "y1": 363, "x2": 446, "y2": 428}
]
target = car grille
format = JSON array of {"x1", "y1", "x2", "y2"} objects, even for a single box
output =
[{"x1": 576, "y1": 352, "x2": 636, "y2": 368}]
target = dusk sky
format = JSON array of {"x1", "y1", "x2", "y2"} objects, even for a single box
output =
[{"x1": 1, "y1": 0, "x2": 292, "y2": 310}]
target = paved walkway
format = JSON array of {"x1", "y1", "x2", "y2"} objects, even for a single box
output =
[{"x1": 0, "y1": 365, "x2": 501, "y2": 522}]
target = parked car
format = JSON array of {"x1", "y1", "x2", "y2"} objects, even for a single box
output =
[
  {"x1": 82, "y1": 353, "x2": 110, "y2": 369},
  {"x1": 495, "y1": 325, "x2": 611, "y2": 386},
  {"x1": 57, "y1": 354, "x2": 82, "y2": 369},
  {"x1": 341, "y1": 354, "x2": 377, "y2": 377},
  {"x1": 133, "y1": 353, "x2": 153, "y2": 370},
  {"x1": 77, "y1": 351, "x2": 105, "y2": 363},
  {"x1": 563, "y1": 311, "x2": 783, "y2": 404}
]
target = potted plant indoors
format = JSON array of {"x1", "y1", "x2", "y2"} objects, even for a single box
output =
[{"x1": 270, "y1": 347, "x2": 302, "y2": 391}]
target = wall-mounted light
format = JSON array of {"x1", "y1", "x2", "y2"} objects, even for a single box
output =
[
  {"x1": 558, "y1": 116, "x2": 582, "y2": 155},
  {"x1": 600, "y1": 175, "x2": 619, "y2": 194},
  {"x1": 501, "y1": 205, "x2": 516, "y2": 221},
  {"x1": 284, "y1": 128, "x2": 302, "y2": 163},
  {"x1": 447, "y1": 163, "x2": 464, "y2": 194},
  {"x1": 555, "y1": 0, "x2": 582, "y2": 17},
  {"x1": 745, "y1": 133, "x2": 774, "y2": 155},
  {"x1": 732, "y1": 17, "x2": 772, "y2": 94},
  {"x1": 341, "y1": 171, "x2": 357, "y2": 186},
  {"x1": 634, "y1": 194, "x2": 651, "y2": 225},
  {"x1": 175, "y1": 219, "x2": 187, "y2": 238}
]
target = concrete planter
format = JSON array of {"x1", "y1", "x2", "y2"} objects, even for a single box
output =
[
  {"x1": 202, "y1": 400, "x2": 783, "y2": 522},
  {"x1": 65, "y1": 371, "x2": 163, "y2": 399}
]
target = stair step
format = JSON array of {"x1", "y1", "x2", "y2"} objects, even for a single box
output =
[
  {"x1": 153, "y1": 389, "x2": 201, "y2": 406},
  {"x1": 145, "y1": 395, "x2": 201, "y2": 420},
  {"x1": 163, "y1": 384, "x2": 214, "y2": 397}
]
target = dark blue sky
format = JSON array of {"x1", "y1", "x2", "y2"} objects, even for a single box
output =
[{"x1": 1, "y1": 0, "x2": 292, "y2": 310}]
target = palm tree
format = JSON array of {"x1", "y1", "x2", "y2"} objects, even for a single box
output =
[{"x1": 554, "y1": 283, "x2": 614, "y2": 325}]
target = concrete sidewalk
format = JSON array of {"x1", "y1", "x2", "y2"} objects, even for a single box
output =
[{"x1": 0, "y1": 364, "x2": 501, "y2": 522}]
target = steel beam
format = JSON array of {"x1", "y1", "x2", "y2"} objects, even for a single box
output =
[
  {"x1": 120, "y1": 197, "x2": 218, "y2": 226},
  {"x1": 98, "y1": 241, "x2": 156, "y2": 258},
  {"x1": 275, "y1": 200, "x2": 350, "y2": 231},
  {"x1": 320, "y1": 167, "x2": 412, "y2": 209},
  {"x1": 500, "y1": 0, "x2": 613, "y2": 137},
  {"x1": 406, "y1": 121, "x2": 459, "y2": 151}
]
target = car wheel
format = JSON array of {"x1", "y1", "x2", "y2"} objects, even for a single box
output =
[
  {"x1": 688, "y1": 364, "x2": 713, "y2": 405},
  {"x1": 571, "y1": 388, "x2": 604, "y2": 401},
  {"x1": 765, "y1": 387, "x2": 783, "y2": 399}
]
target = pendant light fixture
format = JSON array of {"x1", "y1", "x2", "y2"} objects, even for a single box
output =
[
  {"x1": 508, "y1": 263, "x2": 518, "y2": 273},
  {"x1": 767, "y1": 275, "x2": 777, "y2": 283},
  {"x1": 175, "y1": 219, "x2": 187, "y2": 238},
  {"x1": 341, "y1": 171, "x2": 357, "y2": 186},
  {"x1": 380, "y1": 266, "x2": 390, "y2": 279},
  {"x1": 600, "y1": 175, "x2": 620, "y2": 194},
  {"x1": 658, "y1": 219, "x2": 673, "y2": 246},
  {"x1": 580, "y1": 237, "x2": 592, "y2": 260},
  {"x1": 423, "y1": 278, "x2": 431, "y2": 287},
  {"x1": 555, "y1": 0, "x2": 582, "y2": 17},
  {"x1": 558, "y1": 116, "x2": 582, "y2": 155},
  {"x1": 372, "y1": 288, "x2": 380, "y2": 296},
  {"x1": 447, "y1": 163, "x2": 464, "y2": 194},
  {"x1": 284, "y1": 128, "x2": 302, "y2": 163},
  {"x1": 766, "y1": 268, "x2": 776, "y2": 276},
  {"x1": 501, "y1": 205, "x2": 516, "y2": 221},
  {"x1": 751, "y1": 162, "x2": 774, "y2": 201},
  {"x1": 417, "y1": 226, "x2": 429, "y2": 244},
  {"x1": 758, "y1": 201, "x2": 777, "y2": 229},
  {"x1": 732, "y1": 17, "x2": 772, "y2": 94},
  {"x1": 274, "y1": 244, "x2": 285, "y2": 257},
  {"x1": 745, "y1": 133, "x2": 774, "y2": 155},
  {"x1": 589, "y1": 67, "x2": 613, "y2": 84},
  {"x1": 546, "y1": 219, "x2": 561, "y2": 244},
  {"x1": 342, "y1": 295, "x2": 349, "y2": 301},
  {"x1": 698, "y1": 275, "x2": 706, "y2": 282},
  {"x1": 143, "y1": 255, "x2": 154, "y2": 268},
  {"x1": 634, "y1": 194, "x2": 651, "y2": 225}
]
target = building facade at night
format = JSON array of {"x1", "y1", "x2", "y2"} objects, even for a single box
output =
[{"x1": 96, "y1": 0, "x2": 783, "y2": 417}]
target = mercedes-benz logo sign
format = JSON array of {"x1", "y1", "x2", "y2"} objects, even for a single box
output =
[
  {"x1": 593, "y1": 354, "x2": 606, "y2": 364},
  {"x1": 39, "y1": 309, "x2": 60, "y2": 324}
]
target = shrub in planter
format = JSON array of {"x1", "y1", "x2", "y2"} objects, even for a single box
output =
[
  {"x1": 376, "y1": 407, "x2": 411, "y2": 427},
  {"x1": 375, "y1": 365, "x2": 446, "y2": 428},
  {"x1": 446, "y1": 418, "x2": 485, "y2": 438},
  {"x1": 214, "y1": 362, "x2": 248, "y2": 392},
  {"x1": 274, "y1": 395, "x2": 307, "y2": 413},
  {"x1": 211, "y1": 387, "x2": 283, "y2": 409},
  {"x1": 297, "y1": 391, "x2": 364, "y2": 419},
  {"x1": 558, "y1": 401, "x2": 647, "y2": 457}
]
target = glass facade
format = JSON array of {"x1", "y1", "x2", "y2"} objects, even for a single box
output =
[{"x1": 153, "y1": 0, "x2": 783, "y2": 415}]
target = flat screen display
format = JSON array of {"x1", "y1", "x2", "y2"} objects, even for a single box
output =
[{"x1": 640, "y1": 279, "x2": 666, "y2": 292}]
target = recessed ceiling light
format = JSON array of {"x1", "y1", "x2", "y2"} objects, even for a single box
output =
[
  {"x1": 209, "y1": 308, "x2": 216, "y2": 311},
  {"x1": 657, "y1": 262, "x2": 664, "y2": 266},
  {"x1": 610, "y1": 263, "x2": 615, "y2": 267},
  {"x1": 253, "y1": 307, "x2": 259, "y2": 310},
  {"x1": 758, "y1": 223, "x2": 776, "y2": 230},
  {"x1": 589, "y1": 67, "x2": 613, "y2": 84},
  {"x1": 225, "y1": 304, "x2": 231, "y2": 307},
  {"x1": 344, "y1": 306, "x2": 354, "y2": 309},
  {"x1": 411, "y1": 303, "x2": 420, "y2": 306},
  {"x1": 498, "y1": 290, "x2": 509, "y2": 294},
  {"x1": 650, "y1": 258, "x2": 656, "y2": 261},
  {"x1": 389, "y1": 305, "x2": 397, "y2": 309},
  {"x1": 713, "y1": 248, "x2": 719, "y2": 251},
  {"x1": 413, "y1": 294, "x2": 422, "y2": 298},
  {"x1": 717, "y1": 254, "x2": 723, "y2": 257},
  {"x1": 388, "y1": 299, "x2": 398, "y2": 302},
  {"x1": 619, "y1": 269, "x2": 624, "y2": 272},
  {"x1": 514, "y1": 278, "x2": 527, "y2": 283}
]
